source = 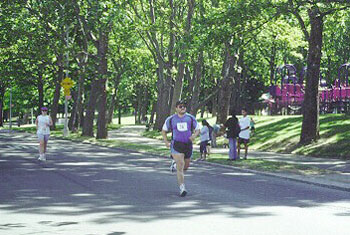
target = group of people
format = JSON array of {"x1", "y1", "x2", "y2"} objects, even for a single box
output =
[
  {"x1": 222, "y1": 108, "x2": 253, "y2": 161},
  {"x1": 35, "y1": 100, "x2": 253, "y2": 198},
  {"x1": 162, "y1": 100, "x2": 254, "y2": 197},
  {"x1": 198, "y1": 108, "x2": 254, "y2": 161}
]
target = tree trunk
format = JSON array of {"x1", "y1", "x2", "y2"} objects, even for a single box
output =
[
  {"x1": 96, "y1": 30, "x2": 109, "y2": 139},
  {"x1": 231, "y1": 49, "x2": 245, "y2": 115},
  {"x1": 141, "y1": 88, "x2": 149, "y2": 121},
  {"x1": 211, "y1": 94, "x2": 217, "y2": 117},
  {"x1": 217, "y1": 42, "x2": 237, "y2": 124},
  {"x1": 189, "y1": 51, "x2": 203, "y2": 115},
  {"x1": 269, "y1": 42, "x2": 276, "y2": 85},
  {"x1": 0, "y1": 85, "x2": 5, "y2": 126},
  {"x1": 300, "y1": 9, "x2": 323, "y2": 144},
  {"x1": 75, "y1": 61, "x2": 86, "y2": 129},
  {"x1": 136, "y1": 87, "x2": 142, "y2": 124},
  {"x1": 82, "y1": 77, "x2": 99, "y2": 137},
  {"x1": 70, "y1": 59, "x2": 86, "y2": 132},
  {"x1": 37, "y1": 69, "x2": 44, "y2": 113},
  {"x1": 68, "y1": 90, "x2": 78, "y2": 130},
  {"x1": 154, "y1": 63, "x2": 171, "y2": 130},
  {"x1": 50, "y1": 53, "x2": 64, "y2": 130},
  {"x1": 150, "y1": 101, "x2": 156, "y2": 124},
  {"x1": 170, "y1": 0, "x2": 195, "y2": 114},
  {"x1": 118, "y1": 103, "x2": 122, "y2": 125},
  {"x1": 107, "y1": 87, "x2": 117, "y2": 124}
]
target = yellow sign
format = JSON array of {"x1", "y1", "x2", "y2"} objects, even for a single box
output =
[
  {"x1": 63, "y1": 88, "x2": 71, "y2": 96},
  {"x1": 61, "y1": 77, "x2": 74, "y2": 89}
]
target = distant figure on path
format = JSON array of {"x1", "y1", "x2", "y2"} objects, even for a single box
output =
[
  {"x1": 162, "y1": 100, "x2": 200, "y2": 197},
  {"x1": 250, "y1": 117, "x2": 255, "y2": 136},
  {"x1": 199, "y1": 120, "x2": 211, "y2": 161},
  {"x1": 238, "y1": 108, "x2": 251, "y2": 160},
  {"x1": 224, "y1": 113, "x2": 240, "y2": 160},
  {"x1": 211, "y1": 123, "x2": 221, "y2": 148},
  {"x1": 35, "y1": 107, "x2": 53, "y2": 161}
]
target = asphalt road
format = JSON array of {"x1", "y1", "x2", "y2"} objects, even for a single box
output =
[{"x1": 0, "y1": 131, "x2": 349, "y2": 235}]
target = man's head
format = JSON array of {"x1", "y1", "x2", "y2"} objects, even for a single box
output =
[
  {"x1": 175, "y1": 100, "x2": 187, "y2": 115},
  {"x1": 41, "y1": 107, "x2": 48, "y2": 113},
  {"x1": 241, "y1": 108, "x2": 247, "y2": 117}
]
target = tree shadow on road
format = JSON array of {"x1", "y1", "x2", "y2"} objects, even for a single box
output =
[{"x1": 1, "y1": 132, "x2": 349, "y2": 233}]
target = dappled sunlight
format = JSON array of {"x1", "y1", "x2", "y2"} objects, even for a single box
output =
[
  {"x1": 56, "y1": 162, "x2": 106, "y2": 166},
  {"x1": 1, "y1": 131, "x2": 350, "y2": 234},
  {"x1": 222, "y1": 172, "x2": 256, "y2": 176}
]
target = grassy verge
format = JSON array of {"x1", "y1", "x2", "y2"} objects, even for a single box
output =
[
  {"x1": 143, "y1": 114, "x2": 350, "y2": 159},
  {"x1": 206, "y1": 154, "x2": 329, "y2": 175},
  {"x1": 9, "y1": 124, "x2": 331, "y2": 175}
]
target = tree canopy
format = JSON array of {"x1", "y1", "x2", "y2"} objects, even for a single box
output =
[{"x1": 1, "y1": 0, "x2": 349, "y2": 143}]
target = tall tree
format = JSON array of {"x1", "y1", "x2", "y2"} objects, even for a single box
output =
[{"x1": 286, "y1": 0, "x2": 350, "y2": 144}]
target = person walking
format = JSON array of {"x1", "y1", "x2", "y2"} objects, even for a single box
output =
[
  {"x1": 162, "y1": 100, "x2": 200, "y2": 197},
  {"x1": 224, "y1": 113, "x2": 240, "y2": 161},
  {"x1": 35, "y1": 107, "x2": 53, "y2": 161},
  {"x1": 238, "y1": 108, "x2": 251, "y2": 160},
  {"x1": 199, "y1": 120, "x2": 211, "y2": 161},
  {"x1": 250, "y1": 117, "x2": 255, "y2": 136},
  {"x1": 211, "y1": 123, "x2": 220, "y2": 148}
]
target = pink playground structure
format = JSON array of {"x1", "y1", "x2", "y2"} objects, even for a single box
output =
[
  {"x1": 268, "y1": 63, "x2": 350, "y2": 114},
  {"x1": 320, "y1": 63, "x2": 350, "y2": 113},
  {"x1": 269, "y1": 64, "x2": 305, "y2": 114}
]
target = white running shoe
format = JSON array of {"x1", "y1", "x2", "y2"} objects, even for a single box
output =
[
  {"x1": 38, "y1": 154, "x2": 43, "y2": 161},
  {"x1": 38, "y1": 154, "x2": 46, "y2": 161},
  {"x1": 179, "y1": 184, "x2": 187, "y2": 197},
  {"x1": 170, "y1": 160, "x2": 176, "y2": 172}
]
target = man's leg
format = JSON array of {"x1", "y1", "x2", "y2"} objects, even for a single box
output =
[
  {"x1": 43, "y1": 141, "x2": 47, "y2": 154},
  {"x1": 237, "y1": 139, "x2": 241, "y2": 158},
  {"x1": 184, "y1": 158, "x2": 191, "y2": 171},
  {"x1": 206, "y1": 142, "x2": 211, "y2": 157},
  {"x1": 228, "y1": 138, "x2": 237, "y2": 160},
  {"x1": 244, "y1": 142, "x2": 248, "y2": 159},
  {"x1": 199, "y1": 142, "x2": 205, "y2": 160},
  {"x1": 39, "y1": 141, "x2": 45, "y2": 155},
  {"x1": 38, "y1": 138, "x2": 45, "y2": 161},
  {"x1": 212, "y1": 134, "x2": 217, "y2": 148},
  {"x1": 172, "y1": 153, "x2": 185, "y2": 186},
  {"x1": 43, "y1": 135, "x2": 49, "y2": 153},
  {"x1": 233, "y1": 138, "x2": 237, "y2": 159}
]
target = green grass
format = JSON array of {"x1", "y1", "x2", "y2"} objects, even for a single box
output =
[
  {"x1": 207, "y1": 154, "x2": 328, "y2": 175},
  {"x1": 248, "y1": 114, "x2": 350, "y2": 159},
  {"x1": 5, "y1": 113, "x2": 348, "y2": 174},
  {"x1": 143, "y1": 114, "x2": 350, "y2": 159},
  {"x1": 13, "y1": 123, "x2": 323, "y2": 175}
]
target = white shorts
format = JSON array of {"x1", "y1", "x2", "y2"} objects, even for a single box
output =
[{"x1": 38, "y1": 134, "x2": 50, "y2": 142}]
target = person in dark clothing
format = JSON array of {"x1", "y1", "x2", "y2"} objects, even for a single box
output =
[{"x1": 223, "y1": 114, "x2": 240, "y2": 161}]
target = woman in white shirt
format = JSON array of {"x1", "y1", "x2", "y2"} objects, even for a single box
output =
[
  {"x1": 238, "y1": 108, "x2": 251, "y2": 160},
  {"x1": 35, "y1": 107, "x2": 53, "y2": 161}
]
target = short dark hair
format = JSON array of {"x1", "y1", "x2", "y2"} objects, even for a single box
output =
[{"x1": 175, "y1": 100, "x2": 186, "y2": 107}]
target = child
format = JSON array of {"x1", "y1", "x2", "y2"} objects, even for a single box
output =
[{"x1": 199, "y1": 120, "x2": 211, "y2": 161}]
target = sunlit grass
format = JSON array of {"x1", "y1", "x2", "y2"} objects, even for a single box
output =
[
  {"x1": 5, "y1": 113, "x2": 349, "y2": 174},
  {"x1": 143, "y1": 114, "x2": 350, "y2": 159},
  {"x1": 207, "y1": 153, "x2": 328, "y2": 175}
]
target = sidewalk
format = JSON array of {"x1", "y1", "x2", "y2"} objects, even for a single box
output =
[{"x1": 109, "y1": 125, "x2": 350, "y2": 192}]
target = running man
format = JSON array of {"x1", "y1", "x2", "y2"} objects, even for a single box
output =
[
  {"x1": 162, "y1": 100, "x2": 200, "y2": 197},
  {"x1": 36, "y1": 107, "x2": 53, "y2": 161}
]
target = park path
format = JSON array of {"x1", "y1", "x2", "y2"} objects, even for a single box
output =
[
  {"x1": 108, "y1": 125, "x2": 350, "y2": 191},
  {"x1": 0, "y1": 131, "x2": 350, "y2": 235}
]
